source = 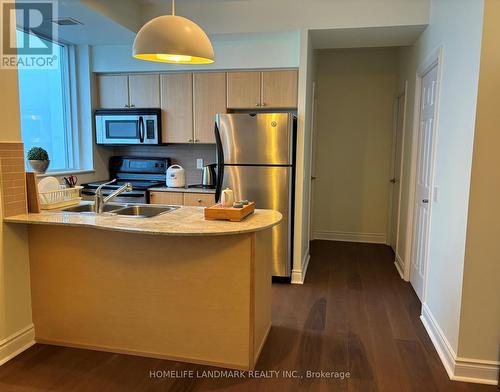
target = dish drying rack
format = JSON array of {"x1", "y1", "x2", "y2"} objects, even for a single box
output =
[{"x1": 38, "y1": 186, "x2": 83, "y2": 210}]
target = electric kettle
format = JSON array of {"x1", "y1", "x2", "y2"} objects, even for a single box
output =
[{"x1": 201, "y1": 164, "x2": 216, "y2": 188}]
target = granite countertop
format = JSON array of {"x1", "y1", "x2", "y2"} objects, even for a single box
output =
[
  {"x1": 149, "y1": 186, "x2": 216, "y2": 194},
  {"x1": 4, "y1": 205, "x2": 282, "y2": 236}
]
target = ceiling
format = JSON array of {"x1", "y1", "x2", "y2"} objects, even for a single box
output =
[
  {"x1": 310, "y1": 25, "x2": 427, "y2": 49},
  {"x1": 48, "y1": 0, "x2": 136, "y2": 45}
]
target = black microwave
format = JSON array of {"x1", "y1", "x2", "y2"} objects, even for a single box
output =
[{"x1": 95, "y1": 108, "x2": 162, "y2": 145}]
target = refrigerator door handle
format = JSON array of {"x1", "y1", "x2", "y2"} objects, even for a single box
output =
[{"x1": 214, "y1": 121, "x2": 224, "y2": 202}]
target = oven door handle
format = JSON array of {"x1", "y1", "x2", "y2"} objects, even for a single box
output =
[{"x1": 139, "y1": 116, "x2": 145, "y2": 143}]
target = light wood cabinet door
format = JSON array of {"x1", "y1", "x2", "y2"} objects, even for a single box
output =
[
  {"x1": 160, "y1": 73, "x2": 193, "y2": 143},
  {"x1": 183, "y1": 193, "x2": 215, "y2": 207},
  {"x1": 261, "y1": 70, "x2": 298, "y2": 108},
  {"x1": 128, "y1": 74, "x2": 160, "y2": 108},
  {"x1": 149, "y1": 191, "x2": 183, "y2": 205},
  {"x1": 226, "y1": 71, "x2": 261, "y2": 109},
  {"x1": 193, "y1": 72, "x2": 226, "y2": 144},
  {"x1": 97, "y1": 74, "x2": 129, "y2": 108}
]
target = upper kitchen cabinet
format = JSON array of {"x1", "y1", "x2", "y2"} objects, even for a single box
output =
[
  {"x1": 97, "y1": 74, "x2": 160, "y2": 109},
  {"x1": 262, "y1": 70, "x2": 298, "y2": 108},
  {"x1": 160, "y1": 73, "x2": 193, "y2": 144},
  {"x1": 193, "y1": 72, "x2": 226, "y2": 143},
  {"x1": 97, "y1": 74, "x2": 129, "y2": 109},
  {"x1": 226, "y1": 71, "x2": 261, "y2": 109},
  {"x1": 226, "y1": 70, "x2": 298, "y2": 109},
  {"x1": 128, "y1": 74, "x2": 160, "y2": 108}
]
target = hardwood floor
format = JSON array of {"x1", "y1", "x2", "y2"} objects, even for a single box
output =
[{"x1": 0, "y1": 240, "x2": 496, "y2": 391}]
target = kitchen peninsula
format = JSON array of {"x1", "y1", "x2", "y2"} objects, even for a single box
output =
[{"x1": 5, "y1": 206, "x2": 282, "y2": 370}]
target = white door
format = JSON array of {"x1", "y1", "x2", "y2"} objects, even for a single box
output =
[
  {"x1": 389, "y1": 93, "x2": 405, "y2": 251},
  {"x1": 410, "y1": 64, "x2": 439, "y2": 301},
  {"x1": 309, "y1": 82, "x2": 317, "y2": 239}
]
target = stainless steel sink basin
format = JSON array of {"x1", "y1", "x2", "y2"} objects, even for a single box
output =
[
  {"x1": 63, "y1": 203, "x2": 124, "y2": 214},
  {"x1": 113, "y1": 205, "x2": 179, "y2": 218}
]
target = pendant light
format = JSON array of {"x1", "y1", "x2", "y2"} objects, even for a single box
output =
[{"x1": 133, "y1": 0, "x2": 214, "y2": 64}]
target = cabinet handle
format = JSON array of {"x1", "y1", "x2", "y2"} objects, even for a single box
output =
[
  {"x1": 197, "y1": 199, "x2": 202, "y2": 203},
  {"x1": 194, "y1": 139, "x2": 199, "y2": 143},
  {"x1": 130, "y1": 104, "x2": 136, "y2": 108},
  {"x1": 124, "y1": 104, "x2": 129, "y2": 108},
  {"x1": 188, "y1": 139, "x2": 193, "y2": 143},
  {"x1": 261, "y1": 102, "x2": 266, "y2": 107},
  {"x1": 255, "y1": 103, "x2": 260, "y2": 107}
]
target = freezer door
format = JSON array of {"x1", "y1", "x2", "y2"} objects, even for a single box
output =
[
  {"x1": 216, "y1": 113, "x2": 292, "y2": 165},
  {"x1": 222, "y1": 165, "x2": 292, "y2": 277}
]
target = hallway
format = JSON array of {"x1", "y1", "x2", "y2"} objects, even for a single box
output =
[{"x1": 0, "y1": 241, "x2": 495, "y2": 391}]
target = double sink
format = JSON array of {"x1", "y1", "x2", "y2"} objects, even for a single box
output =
[{"x1": 62, "y1": 203, "x2": 179, "y2": 218}]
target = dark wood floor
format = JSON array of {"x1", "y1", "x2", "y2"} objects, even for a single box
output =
[{"x1": 0, "y1": 240, "x2": 496, "y2": 391}]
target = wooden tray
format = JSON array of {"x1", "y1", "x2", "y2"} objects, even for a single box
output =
[{"x1": 204, "y1": 202, "x2": 255, "y2": 222}]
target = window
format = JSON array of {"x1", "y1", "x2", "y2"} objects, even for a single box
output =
[{"x1": 17, "y1": 30, "x2": 77, "y2": 172}]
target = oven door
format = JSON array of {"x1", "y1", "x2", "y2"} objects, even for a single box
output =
[{"x1": 95, "y1": 113, "x2": 160, "y2": 145}]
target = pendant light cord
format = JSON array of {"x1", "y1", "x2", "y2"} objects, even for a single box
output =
[{"x1": 171, "y1": 0, "x2": 175, "y2": 15}]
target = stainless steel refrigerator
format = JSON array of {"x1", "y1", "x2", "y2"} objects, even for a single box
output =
[{"x1": 215, "y1": 113, "x2": 296, "y2": 278}]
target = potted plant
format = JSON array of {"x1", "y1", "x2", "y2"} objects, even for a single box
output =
[{"x1": 27, "y1": 147, "x2": 50, "y2": 173}]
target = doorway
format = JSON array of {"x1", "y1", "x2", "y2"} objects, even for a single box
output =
[
  {"x1": 388, "y1": 88, "x2": 406, "y2": 262},
  {"x1": 409, "y1": 58, "x2": 440, "y2": 301}
]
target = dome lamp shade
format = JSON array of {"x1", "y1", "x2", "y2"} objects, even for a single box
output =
[{"x1": 132, "y1": 1, "x2": 214, "y2": 64}]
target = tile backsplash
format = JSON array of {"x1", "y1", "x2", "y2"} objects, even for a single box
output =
[
  {"x1": 0, "y1": 142, "x2": 27, "y2": 217},
  {"x1": 113, "y1": 144, "x2": 217, "y2": 185}
]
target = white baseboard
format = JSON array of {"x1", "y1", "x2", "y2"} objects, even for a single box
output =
[
  {"x1": 420, "y1": 303, "x2": 499, "y2": 385},
  {"x1": 454, "y1": 358, "x2": 500, "y2": 385},
  {"x1": 313, "y1": 230, "x2": 386, "y2": 244},
  {"x1": 394, "y1": 253, "x2": 405, "y2": 280},
  {"x1": 0, "y1": 324, "x2": 35, "y2": 367},
  {"x1": 291, "y1": 250, "x2": 310, "y2": 285}
]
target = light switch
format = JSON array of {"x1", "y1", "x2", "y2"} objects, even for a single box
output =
[{"x1": 196, "y1": 158, "x2": 204, "y2": 169}]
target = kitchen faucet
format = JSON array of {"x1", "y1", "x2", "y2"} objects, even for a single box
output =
[{"x1": 95, "y1": 179, "x2": 133, "y2": 214}]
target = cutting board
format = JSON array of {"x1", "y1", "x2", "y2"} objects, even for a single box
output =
[
  {"x1": 204, "y1": 202, "x2": 255, "y2": 222},
  {"x1": 26, "y1": 172, "x2": 40, "y2": 213}
]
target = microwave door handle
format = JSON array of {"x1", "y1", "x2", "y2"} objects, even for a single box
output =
[{"x1": 139, "y1": 116, "x2": 145, "y2": 143}]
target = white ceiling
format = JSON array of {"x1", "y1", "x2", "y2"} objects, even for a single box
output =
[
  {"x1": 51, "y1": 0, "x2": 136, "y2": 45},
  {"x1": 310, "y1": 25, "x2": 427, "y2": 49}
]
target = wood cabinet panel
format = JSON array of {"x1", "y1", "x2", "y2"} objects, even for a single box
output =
[
  {"x1": 160, "y1": 73, "x2": 193, "y2": 144},
  {"x1": 261, "y1": 70, "x2": 298, "y2": 108},
  {"x1": 149, "y1": 191, "x2": 183, "y2": 205},
  {"x1": 97, "y1": 74, "x2": 129, "y2": 108},
  {"x1": 128, "y1": 74, "x2": 160, "y2": 108},
  {"x1": 193, "y1": 72, "x2": 226, "y2": 144},
  {"x1": 183, "y1": 193, "x2": 215, "y2": 207},
  {"x1": 226, "y1": 72, "x2": 261, "y2": 109}
]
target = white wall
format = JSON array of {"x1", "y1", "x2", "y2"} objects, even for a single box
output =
[
  {"x1": 0, "y1": 63, "x2": 34, "y2": 365},
  {"x1": 91, "y1": 31, "x2": 300, "y2": 73},
  {"x1": 397, "y1": 0, "x2": 483, "y2": 355},
  {"x1": 142, "y1": 0, "x2": 430, "y2": 34},
  {"x1": 458, "y1": 0, "x2": 500, "y2": 365},
  {"x1": 313, "y1": 48, "x2": 398, "y2": 243},
  {"x1": 291, "y1": 29, "x2": 315, "y2": 284}
]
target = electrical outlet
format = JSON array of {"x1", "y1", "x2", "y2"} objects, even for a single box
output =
[{"x1": 196, "y1": 158, "x2": 204, "y2": 170}]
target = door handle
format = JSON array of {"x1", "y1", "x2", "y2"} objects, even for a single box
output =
[
  {"x1": 422, "y1": 199, "x2": 429, "y2": 204},
  {"x1": 311, "y1": 176, "x2": 317, "y2": 180},
  {"x1": 390, "y1": 178, "x2": 397, "y2": 184},
  {"x1": 139, "y1": 116, "x2": 145, "y2": 143}
]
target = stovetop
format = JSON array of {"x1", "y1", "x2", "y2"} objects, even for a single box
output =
[{"x1": 85, "y1": 180, "x2": 164, "y2": 191}]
